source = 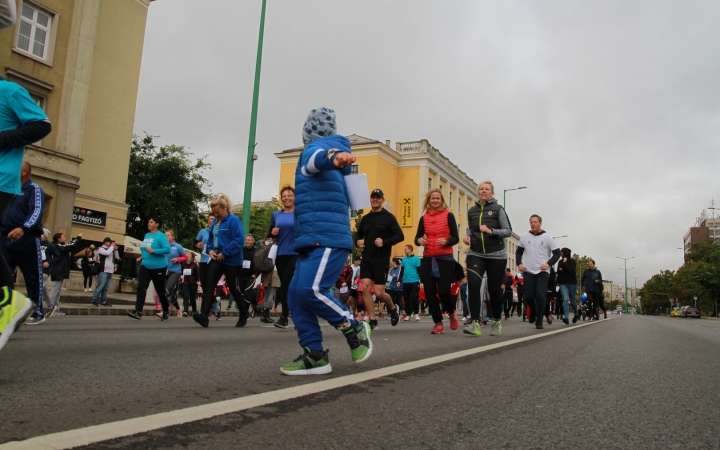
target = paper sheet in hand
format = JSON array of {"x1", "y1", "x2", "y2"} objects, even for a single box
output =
[
  {"x1": 267, "y1": 244, "x2": 278, "y2": 260},
  {"x1": 344, "y1": 173, "x2": 370, "y2": 210}
]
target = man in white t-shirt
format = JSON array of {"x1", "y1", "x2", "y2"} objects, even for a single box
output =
[{"x1": 515, "y1": 215, "x2": 560, "y2": 330}]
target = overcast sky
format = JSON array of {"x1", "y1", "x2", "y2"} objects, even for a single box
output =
[{"x1": 133, "y1": 0, "x2": 720, "y2": 288}]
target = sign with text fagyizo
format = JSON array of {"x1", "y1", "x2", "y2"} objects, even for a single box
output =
[
  {"x1": 401, "y1": 196, "x2": 413, "y2": 227},
  {"x1": 72, "y1": 206, "x2": 107, "y2": 228}
]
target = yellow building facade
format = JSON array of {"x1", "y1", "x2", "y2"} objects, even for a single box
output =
[
  {"x1": 275, "y1": 135, "x2": 480, "y2": 264},
  {"x1": 0, "y1": 0, "x2": 153, "y2": 245}
]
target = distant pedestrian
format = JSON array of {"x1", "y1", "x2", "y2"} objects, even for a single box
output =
[
  {"x1": 387, "y1": 258, "x2": 404, "y2": 317},
  {"x1": 556, "y1": 247, "x2": 578, "y2": 324},
  {"x1": 91, "y1": 238, "x2": 119, "y2": 307},
  {"x1": 181, "y1": 252, "x2": 199, "y2": 317},
  {"x1": 39, "y1": 229, "x2": 58, "y2": 312},
  {"x1": 401, "y1": 245, "x2": 421, "y2": 321},
  {"x1": 164, "y1": 230, "x2": 187, "y2": 318},
  {"x1": 581, "y1": 259, "x2": 605, "y2": 320},
  {"x1": 501, "y1": 268, "x2": 514, "y2": 321},
  {"x1": 515, "y1": 214, "x2": 560, "y2": 330},
  {"x1": 80, "y1": 249, "x2": 96, "y2": 292},
  {"x1": 194, "y1": 214, "x2": 214, "y2": 297},
  {"x1": 48, "y1": 230, "x2": 86, "y2": 317}
]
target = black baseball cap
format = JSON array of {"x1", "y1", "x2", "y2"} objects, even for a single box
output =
[
  {"x1": 370, "y1": 189, "x2": 384, "y2": 198},
  {"x1": 103, "y1": 237, "x2": 113, "y2": 243}
]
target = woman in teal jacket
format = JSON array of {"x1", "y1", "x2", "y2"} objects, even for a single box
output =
[{"x1": 127, "y1": 216, "x2": 171, "y2": 320}]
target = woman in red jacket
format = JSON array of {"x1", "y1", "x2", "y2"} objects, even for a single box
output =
[{"x1": 414, "y1": 189, "x2": 460, "y2": 334}]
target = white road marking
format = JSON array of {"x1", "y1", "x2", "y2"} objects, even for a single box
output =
[{"x1": 0, "y1": 317, "x2": 618, "y2": 450}]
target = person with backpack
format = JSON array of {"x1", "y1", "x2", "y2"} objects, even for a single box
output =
[
  {"x1": 268, "y1": 185, "x2": 298, "y2": 330},
  {"x1": 91, "y1": 238, "x2": 119, "y2": 307}
]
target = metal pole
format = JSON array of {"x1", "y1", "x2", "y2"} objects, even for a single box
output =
[{"x1": 242, "y1": 0, "x2": 267, "y2": 228}]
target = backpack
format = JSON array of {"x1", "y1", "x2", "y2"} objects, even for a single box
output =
[{"x1": 253, "y1": 242, "x2": 275, "y2": 274}]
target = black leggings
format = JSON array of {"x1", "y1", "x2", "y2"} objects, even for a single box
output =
[
  {"x1": 0, "y1": 192, "x2": 15, "y2": 289},
  {"x1": 402, "y1": 282, "x2": 419, "y2": 315},
  {"x1": 587, "y1": 292, "x2": 605, "y2": 318},
  {"x1": 201, "y1": 261, "x2": 247, "y2": 316},
  {"x1": 504, "y1": 290, "x2": 513, "y2": 318},
  {"x1": 165, "y1": 271, "x2": 181, "y2": 309},
  {"x1": 419, "y1": 257, "x2": 455, "y2": 324},
  {"x1": 388, "y1": 290, "x2": 404, "y2": 312},
  {"x1": 135, "y1": 266, "x2": 169, "y2": 313},
  {"x1": 182, "y1": 283, "x2": 198, "y2": 313},
  {"x1": 275, "y1": 254, "x2": 298, "y2": 320},
  {"x1": 466, "y1": 255, "x2": 506, "y2": 322},
  {"x1": 83, "y1": 272, "x2": 93, "y2": 289}
]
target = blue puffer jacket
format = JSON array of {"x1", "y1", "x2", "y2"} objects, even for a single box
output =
[
  {"x1": 294, "y1": 135, "x2": 353, "y2": 251},
  {"x1": 206, "y1": 213, "x2": 245, "y2": 267}
]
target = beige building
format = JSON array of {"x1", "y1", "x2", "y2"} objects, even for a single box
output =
[
  {"x1": 0, "y1": 0, "x2": 153, "y2": 245},
  {"x1": 275, "y1": 135, "x2": 479, "y2": 264}
]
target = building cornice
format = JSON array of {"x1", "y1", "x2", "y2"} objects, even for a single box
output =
[{"x1": 4, "y1": 68, "x2": 55, "y2": 91}]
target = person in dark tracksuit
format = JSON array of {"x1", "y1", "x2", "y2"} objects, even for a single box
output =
[
  {"x1": 501, "y1": 268, "x2": 514, "y2": 320},
  {"x1": 0, "y1": 162, "x2": 46, "y2": 324},
  {"x1": 581, "y1": 260, "x2": 605, "y2": 320}
]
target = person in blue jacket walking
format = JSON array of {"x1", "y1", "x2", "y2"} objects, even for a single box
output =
[
  {"x1": 280, "y1": 107, "x2": 372, "y2": 376},
  {"x1": 192, "y1": 194, "x2": 250, "y2": 328}
]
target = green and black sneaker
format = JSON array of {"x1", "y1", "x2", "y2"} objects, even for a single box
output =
[
  {"x1": 280, "y1": 347, "x2": 332, "y2": 376},
  {"x1": 343, "y1": 321, "x2": 372, "y2": 363}
]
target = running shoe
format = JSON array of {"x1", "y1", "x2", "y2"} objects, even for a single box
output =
[
  {"x1": 490, "y1": 320, "x2": 502, "y2": 336},
  {"x1": 403, "y1": 315, "x2": 409, "y2": 321},
  {"x1": 430, "y1": 322, "x2": 444, "y2": 334},
  {"x1": 192, "y1": 312, "x2": 209, "y2": 327},
  {"x1": 464, "y1": 317, "x2": 473, "y2": 325},
  {"x1": 369, "y1": 319, "x2": 378, "y2": 331},
  {"x1": 463, "y1": 321, "x2": 481, "y2": 336},
  {"x1": 274, "y1": 317, "x2": 289, "y2": 329},
  {"x1": 547, "y1": 316, "x2": 553, "y2": 325},
  {"x1": 563, "y1": 317, "x2": 570, "y2": 325},
  {"x1": 449, "y1": 311, "x2": 459, "y2": 330},
  {"x1": 235, "y1": 314, "x2": 247, "y2": 327},
  {"x1": 572, "y1": 314, "x2": 578, "y2": 324},
  {"x1": 390, "y1": 307, "x2": 400, "y2": 326},
  {"x1": 0, "y1": 289, "x2": 34, "y2": 350},
  {"x1": 160, "y1": 312, "x2": 168, "y2": 321},
  {"x1": 280, "y1": 348, "x2": 332, "y2": 376},
  {"x1": 127, "y1": 310, "x2": 142, "y2": 320},
  {"x1": 343, "y1": 321, "x2": 372, "y2": 363},
  {"x1": 47, "y1": 306, "x2": 57, "y2": 318},
  {"x1": 54, "y1": 310, "x2": 66, "y2": 317},
  {"x1": 26, "y1": 316, "x2": 45, "y2": 325},
  {"x1": 91, "y1": 302, "x2": 98, "y2": 307},
  {"x1": 415, "y1": 314, "x2": 420, "y2": 321},
  {"x1": 182, "y1": 312, "x2": 188, "y2": 317}
]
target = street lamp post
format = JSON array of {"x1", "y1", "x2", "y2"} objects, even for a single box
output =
[
  {"x1": 242, "y1": 0, "x2": 268, "y2": 229},
  {"x1": 616, "y1": 256, "x2": 635, "y2": 312},
  {"x1": 503, "y1": 186, "x2": 527, "y2": 209},
  {"x1": 630, "y1": 276, "x2": 642, "y2": 308}
]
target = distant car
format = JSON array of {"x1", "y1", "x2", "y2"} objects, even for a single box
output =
[
  {"x1": 670, "y1": 308, "x2": 681, "y2": 318},
  {"x1": 682, "y1": 307, "x2": 701, "y2": 319}
]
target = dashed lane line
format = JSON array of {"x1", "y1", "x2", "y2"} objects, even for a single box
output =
[{"x1": 0, "y1": 317, "x2": 618, "y2": 450}]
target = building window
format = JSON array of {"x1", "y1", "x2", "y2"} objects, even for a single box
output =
[
  {"x1": 427, "y1": 177, "x2": 432, "y2": 191},
  {"x1": 350, "y1": 164, "x2": 359, "y2": 174},
  {"x1": 14, "y1": 2, "x2": 58, "y2": 65},
  {"x1": 449, "y1": 191, "x2": 453, "y2": 210},
  {"x1": 349, "y1": 207, "x2": 358, "y2": 219}
]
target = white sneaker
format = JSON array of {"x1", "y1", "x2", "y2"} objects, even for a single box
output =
[
  {"x1": 415, "y1": 314, "x2": 420, "y2": 321},
  {"x1": 403, "y1": 316, "x2": 409, "y2": 321}
]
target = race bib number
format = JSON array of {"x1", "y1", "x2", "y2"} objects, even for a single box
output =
[
  {"x1": 387, "y1": 274, "x2": 393, "y2": 283},
  {"x1": 41, "y1": 250, "x2": 46, "y2": 261},
  {"x1": 242, "y1": 260, "x2": 251, "y2": 269},
  {"x1": 183, "y1": 269, "x2": 192, "y2": 276},
  {"x1": 340, "y1": 286, "x2": 348, "y2": 294},
  {"x1": 141, "y1": 238, "x2": 152, "y2": 249}
]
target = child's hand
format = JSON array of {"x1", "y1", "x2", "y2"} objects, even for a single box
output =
[{"x1": 333, "y1": 152, "x2": 356, "y2": 168}]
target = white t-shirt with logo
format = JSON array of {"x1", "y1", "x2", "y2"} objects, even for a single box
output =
[{"x1": 518, "y1": 231, "x2": 558, "y2": 274}]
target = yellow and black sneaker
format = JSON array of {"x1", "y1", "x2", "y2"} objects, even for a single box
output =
[{"x1": 0, "y1": 287, "x2": 35, "y2": 351}]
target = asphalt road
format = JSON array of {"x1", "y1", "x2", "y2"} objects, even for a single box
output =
[{"x1": 2, "y1": 314, "x2": 719, "y2": 449}]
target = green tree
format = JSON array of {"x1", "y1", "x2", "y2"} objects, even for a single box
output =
[
  {"x1": 638, "y1": 270, "x2": 675, "y2": 315},
  {"x1": 351, "y1": 209, "x2": 364, "y2": 260},
  {"x1": 235, "y1": 201, "x2": 279, "y2": 242},
  {"x1": 126, "y1": 134, "x2": 212, "y2": 248},
  {"x1": 674, "y1": 242, "x2": 720, "y2": 316}
]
